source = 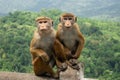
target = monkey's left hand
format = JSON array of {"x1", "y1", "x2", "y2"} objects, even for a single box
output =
[
  {"x1": 69, "y1": 59, "x2": 80, "y2": 70},
  {"x1": 64, "y1": 48, "x2": 73, "y2": 58},
  {"x1": 72, "y1": 54, "x2": 79, "y2": 59},
  {"x1": 58, "y1": 62, "x2": 67, "y2": 72},
  {"x1": 40, "y1": 53, "x2": 50, "y2": 63}
]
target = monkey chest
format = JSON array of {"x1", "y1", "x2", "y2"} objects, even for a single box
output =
[
  {"x1": 36, "y1": 37, "x2": 55, "y2": 52},
  {"x1": 64, "y1": 37, "x2": 76, "y2": 49},
  {"x1": 60, "y1": 33, "x2": 78, "y2": 49},
  {"x1": 36, "y1": 38, "x2": 55, "y2": 58}
]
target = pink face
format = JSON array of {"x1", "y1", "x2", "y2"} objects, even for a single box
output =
[
  {"x1": 60, "y1": 15, "x2": 76, "y2": 29},
  {"x1": 37, "y1": 19, "x2": 52, "y2": 32},
  {"x1": 63, "y1": 17, "x2": 73, "y2": 28}
]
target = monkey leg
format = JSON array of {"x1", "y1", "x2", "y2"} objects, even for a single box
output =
[
  {"x1": 33, "y1": 57, "x2": 45, "y2": 76},
  {"x1": 64, "y1": 47, "x2": 74, "y2": 60},
  {"x1": 54, "y1": 39, "x2": 67, "y2": 62},
  {"x1": 64, "y1": 48, "x2": 80, "y2": 70},
  {"x1": 55, "y1": 59, "x2": 68, "y2": 72},
  {"x1": 33, "y1": 57, "x2": 59, "y2": 79},
  {"x1": 54, "y1": 39, "x2": 68, "y2": 72}
]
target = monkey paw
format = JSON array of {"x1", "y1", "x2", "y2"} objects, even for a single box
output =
[
  {"x1": 71, "y1": 64, "x2": 80, "y2": 70},
  {"x1": 52, "y1": 72, "x2": 59, "y2": 79},
  {"x1": 69, "y1": 59, "x2": 80, "y2": 70},
  {"x1": 69, "y1": 59, "x2": 78, "y2": 65},
  {"x1": 58, "y1": 62, "x2": 68, "y2": 72},
  {"x1": 40, "y1": 54, "x2": 50, "y2": 63}
]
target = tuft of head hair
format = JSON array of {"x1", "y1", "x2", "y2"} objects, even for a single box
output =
[
  {"x1": 61, "y1": 13, "x2": 75, "y2": 17},
  {"x1": 36, "y1": 17, "x2": 52, "y2": 22}
]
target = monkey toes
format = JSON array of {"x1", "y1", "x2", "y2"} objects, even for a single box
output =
[
  {"x1": 71, "y1": 64, "x2": 80, "y2": 70},
  {"x1": 69, "y1": 59, "x2": 80, "y2": 70},
  {"x1": 69, "y1": 59, "x2": 78, "y2": 65},
  {"x1": 58, "y1": 63, "x2": 68, "y2": 72},
  {"x1": 52, "y1": 72, "x2": 60, "y2": 79}
]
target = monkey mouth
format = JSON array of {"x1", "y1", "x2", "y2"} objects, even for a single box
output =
[
  {"x1": 66, "y1": 26, "x2": 71, "y2": 29},
  {"x1": 41, "y1": 29, "x2": 47, "y2": 31}
]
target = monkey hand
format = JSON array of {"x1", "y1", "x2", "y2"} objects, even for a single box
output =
[
  {"x1": 69, "y1": 59, "x2": 79, "y2": 65},
  {"x1": 69, "y1": 59, "x2": 80, "y2": 70},
  {"x1": 72, "y1": 54, "x2": 79, "y2": 59},
  {"x1": 65, "y1": 50, "x2": 73, "y2": 59},
  {"x1": 40, "y1": 53, "x2": 49, "y2": 63},
  {"x1": 58, "y1": 62, "x2": 68, "y2": 72}
]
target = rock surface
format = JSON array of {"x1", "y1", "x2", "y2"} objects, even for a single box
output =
[{"x1": 0, "y1": 63, "x2": 97, "y2": 80}]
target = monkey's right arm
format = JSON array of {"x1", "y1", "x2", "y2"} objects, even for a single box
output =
[
  {"x1": 30, "y1": 39, "x2": 49, "y2": 63},
  {"x1": 73, "y1": 24, "x2": 85, "y2": 59}
]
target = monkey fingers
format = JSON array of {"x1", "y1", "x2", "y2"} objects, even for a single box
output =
[
  {"x1": 52, "y1": 72, "x2": 60, "y2": 79},
  {"x1": 69, "y1": 59, "x2": 79, "y2": 65},
  {"x1": 58, "y1": 62, "x2": 68, "y2": 72},
  {"x1": 68, "y1": 62, "x2": 80, "y2": 70},
  {"x1": 40, "y1": 53, "x2": 50, "y2": 63},
  {"x1": 32, "y1": 57, "x2": 39, "y2": 65},
  {"x1": 72, "y1": 54, "x2": 79, "y2": 59},
  {"x1": 71, "y1": 64, "x2": 80, "y2": 70},
  {"x1": 65, "y1": 49, "x2": 73, "y2": 59},
  {"x1": 68, "y1": 59, "x2": 80, "y2": 70}
]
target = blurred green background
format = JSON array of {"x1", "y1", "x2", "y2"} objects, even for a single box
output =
[{"x1": 0, "y1": 0, "x2": 120, "y2": 80}]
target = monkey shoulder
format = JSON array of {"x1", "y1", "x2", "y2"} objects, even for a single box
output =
[
  {"x1": 57, "y1": 24, "x2": 63, "y2": 31},
  {"x1": 33, "y1": 30, "x2": 41, "y2": 40},
  {"x1": 51, "y1": 28, "x2": 56, "y2": 37},
  {"x1": 58, "y1": 23, "x2": 62, "y2": 27}
]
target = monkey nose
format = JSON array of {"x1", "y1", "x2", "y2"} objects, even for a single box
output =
[
  {"x1": 40, "y1": 26, "x2": 47, "y2": 31},
  {"x1": 67, "y1": 24, "x2": 69, "y2": 26}
]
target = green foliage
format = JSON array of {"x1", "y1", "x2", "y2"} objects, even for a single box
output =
[{"x1": 0, "y1": 9, "x2": 120, "y2": 79}]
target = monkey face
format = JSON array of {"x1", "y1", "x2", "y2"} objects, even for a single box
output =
[
  {"x1": 36, "y1": 19, "x2": 53, "y2": 34},
  {"x1": 59, "y1": 13, "x2": 77, "y2": 29},
  {"x1": 37, "y1": 20, "x2": 50, "y2": 31},
  {"x1": 36, "y1": 17, "x2": 53, "y2": 32},
  {"x1": 63, "y1": 17, "x2": 74, "y2": 28}
]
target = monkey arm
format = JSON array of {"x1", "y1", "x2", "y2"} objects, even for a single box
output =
[
  {"x1": 30, "y1": 38, "x2": 48, "y2": 57},
  {"x1": 73, "y1": 29, "x2": 85, "y2": 59},
  {"x1": 30, "y1": 47, "x2": 49, "y2": 63},
  {"x1": 30, "y1": 47, "x2": 46, "y2": 56},
  {"x1": 53, "y1": 39, "x2": 68, "y2": 72},
  {"x1": 55, "y1": 25, "x2": 65, "y2": 59},
  {"x1": 30, "y1": 38, "x2": 49, "y2": 63},
  {"x1": 53, "y1": 39, "x2": 66, "y2": 62}
]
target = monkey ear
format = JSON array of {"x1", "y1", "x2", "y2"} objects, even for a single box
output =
[
  {"x1": 59, "y1": 17, "x2": 62, "y2": 22},
  {"x1": 75, "y1": 16, "x2": 77, "y2": 22},
  {"x1": 51, "y1": 20, "x2": 53, "y2": 27}
]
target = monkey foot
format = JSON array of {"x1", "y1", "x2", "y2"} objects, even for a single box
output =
[
  {"x1": 68, "y1": 59, "x2": 80, "y2": 70},
  {"x1": 50, "y1": 75, "x2": 60, "y2": 79},
  {"x1": 58, "y1": 63, "x2": 68, "y2": 72},
  {"x1": 39, "y1": 73, "x2": 59, "y2": 79},
  {"x1": 52, "y1": 73, "x2": 59, "y2": 79},
  {"x1": 71, "y1": 64, "x2": 80, "y2": 70}
]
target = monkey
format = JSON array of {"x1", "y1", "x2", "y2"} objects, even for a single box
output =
[
  {"x1": 30, "y1": 17, "x2": 67, "y2": 79},
  {"x1": 56, "y1": 13, "x2": 85, "y2": 70}
]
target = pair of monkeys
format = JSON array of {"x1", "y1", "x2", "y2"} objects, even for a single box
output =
[{"x1": 30, "y1": 13, "x2": 85, "y2": 79}]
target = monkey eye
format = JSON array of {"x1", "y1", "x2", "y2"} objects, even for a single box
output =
[
  {"x1": 44, "y1": 21, "x2": 47, "y2": 23},
  {"x1": 39, "y1": 21, "x2": 42, "y2": 24},
  {"x1": 69, "y1": 18, "x2": 72, "y2": 20},
  {"x1": 64, "y1": 18, "x2": 67, "y2": 20}
]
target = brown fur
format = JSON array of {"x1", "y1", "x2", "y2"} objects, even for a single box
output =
[
  {"x1": 30, "y1": 17, "x2": 66, "y2": 79},
  {"x1": 56, "y1": 13, "x2": 85, "y2": 70}
]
